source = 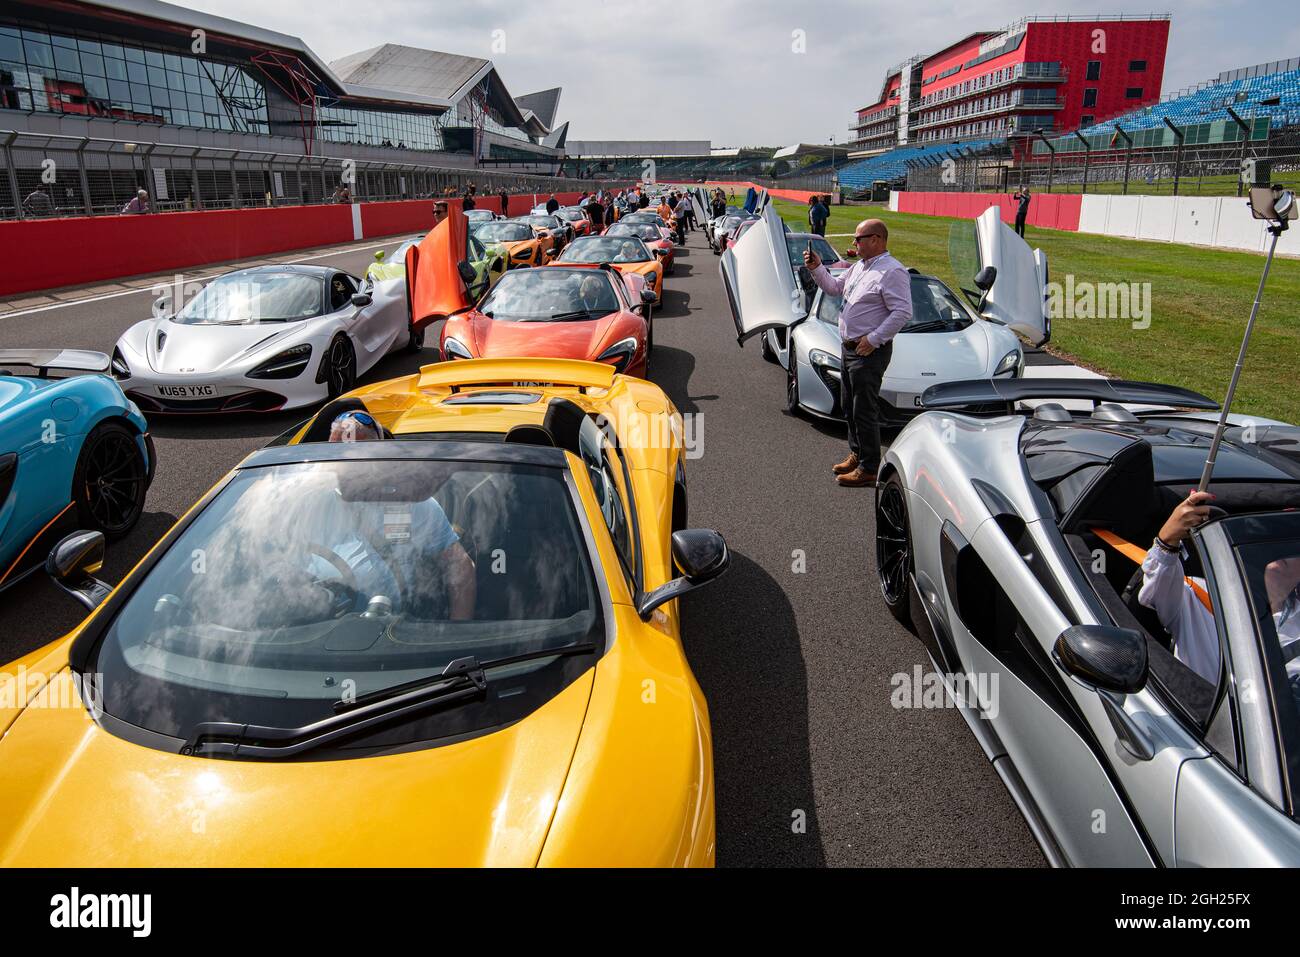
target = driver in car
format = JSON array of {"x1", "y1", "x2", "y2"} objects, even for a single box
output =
[
  {"x1": 616, "y1": 240, "x2": 641, "y2": 263},
  {"x1": 1140, "y1": 490, "x2": 1300, "y2": 683},
  {"x1": 576, "y1": 275, "x2": 610, "y2": 313},
  {"x1": 324, "y1": 410, "x2": 476, "y2": 619}
]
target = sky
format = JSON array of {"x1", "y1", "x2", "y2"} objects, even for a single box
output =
[{"x1": 182, "y1": 0, "x2": 1300, "y2": 147}]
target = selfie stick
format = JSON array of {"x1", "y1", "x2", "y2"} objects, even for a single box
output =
[{"x1": 1198, "y1": 188, "x2": 1294, "y2": 492}]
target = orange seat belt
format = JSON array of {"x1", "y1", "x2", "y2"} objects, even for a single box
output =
[{"x1": 1092, "y1": 527, "x2": 1213, "y2": 613}]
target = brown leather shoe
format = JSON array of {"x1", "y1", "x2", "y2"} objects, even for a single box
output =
[
  {"x1": 836, "y1": 466, "x2": 878, "y2": 488},
  {"x1": 832, "y1": 453, "x2": 859, "y2": 475}
]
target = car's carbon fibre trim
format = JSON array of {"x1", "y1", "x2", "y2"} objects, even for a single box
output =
[
  {"x1": 922, "y1": 377, "x2": 1219, "y2": 412},
  {"x1": 237, "y1": 439, "x2": 568, "y2": 471}
]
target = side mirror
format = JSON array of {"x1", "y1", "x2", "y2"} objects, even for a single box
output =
[
  {"x1": 636, "y1": 529, "x2": 730, "y2": 619},
  {"x1": 641, "y1": 288, "x2": 656, "y2": 304},
  {"x1": 373, "y1": 251, "x2": 386, "y2": 262},
  {"x1": 46, "y1": 531, "x2": 112, "y2": 611},
  {"x1": 653, "y1": 247, "x2": 668, "y2": 257},
  {"x1": 457, "y1": 260, "x2": 477, "y2": 285},
  {"x1": 1054, "y1": 624, "x2": 1147, "y2": 693},
  {"x1": 491, "y1": 257, "x2": 505, "y2": 274},
  {"x1": 1053, "y1": 624, "x2": 1154, "y2": 760},
  {"x1": 974, "y1": 265, "x2": 997, "y2": 291},
  {"x1": 350, "y1": 292, "x2": 373, "y2": 308}
]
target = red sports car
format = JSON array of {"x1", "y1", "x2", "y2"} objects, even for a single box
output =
[
  {"x1": 556, "y1": 206, "x2": 593, "y2": 237},
  {"x1": 434, "y1": 262, "x2": 656, "y2": 378}
]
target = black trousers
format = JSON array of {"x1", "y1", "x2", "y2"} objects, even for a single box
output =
[
  {"x1": 840, "y1": 341, "x2": 892, "y2": 472},
  {"x1": 1015, "y1": 215, "x2": 1027, "y2": 237},
  {"x1": 811, "y1": 221, "x2": 826, "y2": 236}
]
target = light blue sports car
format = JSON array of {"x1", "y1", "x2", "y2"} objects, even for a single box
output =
[{"x1": 0, "y1": 350, "x2": 153, "y2": 594}]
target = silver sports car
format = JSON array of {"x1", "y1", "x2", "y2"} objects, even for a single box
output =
[
  {"x1": 723, "y1": 204, "x2": 1044, "y2": 424},
  {"x1": 875, "y1": 376, "x2": 1300, "y2": 866},
  {"x1": 113, "y1": 263, "x2": 414, "y2": 413}
]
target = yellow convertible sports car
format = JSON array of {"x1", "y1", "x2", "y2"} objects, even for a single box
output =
[{"x1": 0, "y1": 358, "x2": 725, "y2": 867}]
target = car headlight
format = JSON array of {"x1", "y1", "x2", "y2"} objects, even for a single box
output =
[
  {"x1": 809, "y1": 349, "x2": 841, "y2": 370},
  {"x1": 993, "y1": 348, "x2": 1022, "y2": 377},
  {"x1": 247, "y1": 343, "x2": 312, "y2": 379},
  {"x1": 443, "y1": 337, "x2": 473, "y2": 360},
  {"x1": 110, "y1": 346, "x2": 130, "y2": 379},
  {"x1": 596, "y1": 336, "x2": 639, "y2": 374}
]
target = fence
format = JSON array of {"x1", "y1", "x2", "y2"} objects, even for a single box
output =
[
  {"x1": 904, "y1": 128, "x2": 1300, "y2": 197},
  {"x1": 2, "y1": 130, "x2": 606, "y2": 221}
]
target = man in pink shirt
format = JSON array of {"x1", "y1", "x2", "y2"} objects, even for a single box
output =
[{"x1": 804, "y1": 219, "x2": 912, "y2": 487}]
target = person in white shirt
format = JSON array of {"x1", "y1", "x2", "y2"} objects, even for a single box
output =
[{"x1": 1140, "y1": 490, "x2": 1300, "y2": 684}]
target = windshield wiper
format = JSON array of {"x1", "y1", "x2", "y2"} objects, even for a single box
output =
[
  {"x1": 547, "y1": 309, "x2": 600, "y2": 322},
  {"x1": 904, "y1": 320, "x2": 957, "y2": 334},
  {"x1": 179, "y1": 641, "x2": 598, "y2": 760}
]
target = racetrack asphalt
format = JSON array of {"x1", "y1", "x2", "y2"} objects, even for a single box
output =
[{"x1": 0, "y1": 224, "x2": 1045, "y2": 867}]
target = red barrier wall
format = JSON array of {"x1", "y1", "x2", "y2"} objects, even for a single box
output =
[
  {"x1": 0, "y1": 191, "x2": 611, "y2": 297},
  {"x1": 894, "y1": 191, "x2": 1082, "y2": 231}
]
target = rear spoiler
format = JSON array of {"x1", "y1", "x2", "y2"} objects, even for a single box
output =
[
  {"x1": 0, "y1": 349, "x2": 111, "y2": 375},
  {"x1": 416, "y1": 357, "x2": 616, "y2": 394},
  {"x1": 921, "y1": 377, "x2": 1219, "y2": 412}
]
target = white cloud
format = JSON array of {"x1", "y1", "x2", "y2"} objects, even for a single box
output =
[{"x1": 179, "y1": 0, "x2": 1298, "y2": 146}]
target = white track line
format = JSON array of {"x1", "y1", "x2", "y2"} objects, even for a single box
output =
[{"x1": 0, "y1": 237, "x2": 418, "y2": 320}]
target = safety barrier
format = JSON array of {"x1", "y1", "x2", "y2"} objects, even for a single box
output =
[
  {"x1": 0, "y1": 191, "x2": 593, "y2": 297},
  {"x1": 887, "y1": 189, "x2": 1300, "y2": 254}
]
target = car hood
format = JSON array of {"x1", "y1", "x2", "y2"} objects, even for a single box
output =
[
  {"x1": 0, "y1": 666, "x2": 594, "y2": 866},
  {"x1": 133, "y1": 317, "x2": 311, "y2": 375},
  {"x1": 461, "y1": 312, "x2": 620, "y2": 360},
  {"x1": 885, "y1": 321, "x2": 998, "y2": 385}
]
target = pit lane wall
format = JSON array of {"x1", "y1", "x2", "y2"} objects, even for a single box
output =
[
  {"x1": 888, "y1": 190, "x2": 1300, "y2": 254},
  {"x1": 0, "y1": 192, "x2": 591, "y2": 298}
]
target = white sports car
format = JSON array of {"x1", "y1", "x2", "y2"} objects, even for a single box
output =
[{"x1": 112, "y1": 263, "x2": 416, "y2": 413}]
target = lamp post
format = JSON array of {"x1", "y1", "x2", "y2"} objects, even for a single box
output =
[{"x1": 1035, "y1": 128, "x2": 1055, "y2": 193}]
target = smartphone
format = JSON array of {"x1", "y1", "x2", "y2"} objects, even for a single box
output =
[{"x1": 806, "y1": 240, "x2": 814, "y2": 257}]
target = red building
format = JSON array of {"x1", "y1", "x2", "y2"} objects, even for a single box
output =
[{"x1": 850, "y1": 15, "x2": 1170, "y2": 151}]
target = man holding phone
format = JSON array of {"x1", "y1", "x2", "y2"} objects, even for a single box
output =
[{"x1": 804, "y1": 219, "x2": 911, "y2": 487}]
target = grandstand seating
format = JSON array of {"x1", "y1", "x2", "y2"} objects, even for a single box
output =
[
  {"x1": 1081, "y1": 68, "x2": 1300, "y2": 137},
  {"x1": 837, "y1": 139, "x2": 1000, "y2": 191}
]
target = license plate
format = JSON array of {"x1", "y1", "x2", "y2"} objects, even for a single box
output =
[
  {"x1": 512, "y1": 381, "x2": 553, "y2": 388},
  {"x1": 156, "y1": 384, "x2": 216, "y2": 398}
]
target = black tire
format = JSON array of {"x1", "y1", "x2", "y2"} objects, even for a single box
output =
[
  {"x1": 784, "y1": 351, "x2": 801, "y2": 415},
  {"x1": 72, "y1": 421, "x2": 147, "y2": 540},
  {"x1": 405, "y1": 295, "x2": 424, "y2": 354},
  {"x1": 875, "y1": 472, "x2": 914, "y2": 628},
  {"x1": 760, "y1": 330, "x2": 777, "y2": 363},
  {"x1": 323, "y1": 334, "x2": 357, "y2": 398}
]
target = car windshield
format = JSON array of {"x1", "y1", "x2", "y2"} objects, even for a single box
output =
[
  {"x1": 174, "y1": 272, "x2": 322, "y2": 324},
  {"x1": 463, "y1": 210, "x2": 495, "y2": 221},
  {"x1": 524, "y1": 216, "x2": 560, "y2": 229},
  {"x1": 815, "y1": 277, "x2": 974, "y2": 332},
  {"x1": 559, "y1": 237, "x2": 651, "y2": 264},
  {"x1": 479, "y1": 268, "x2": 620, "y2": 320},
  {"x1": 622, "y1": 214, "x2": 660, "y2": 225},
  {"x1": 559, "y1": 208, "x2": 586, "y2": 221},
  {"x1": 474, "y1": 222, "x2": 532, "y2": 242},
  {"x1": 88, "y1": 457, "x2": 602, "y2": 748},
  {"x1": 607, "y1": 224, "x2": 659, "y2": 242},
  {"x1": 787, "y1": 235, "x2": 839, "y2": 267}
]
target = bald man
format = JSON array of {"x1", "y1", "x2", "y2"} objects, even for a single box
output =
[{"x1": 804, "y1": 219, "x2": 911, "y2": 487}]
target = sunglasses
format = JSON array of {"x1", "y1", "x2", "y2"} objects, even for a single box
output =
[{"x1": 852, "y1": 233, "x2": 884, "y2": 242}]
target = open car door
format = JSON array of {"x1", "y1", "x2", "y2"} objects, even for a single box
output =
[
  {"x1": 720, "y1": 200, "x2": 805, "y2": 344},
  {"x1": 690, "y1": 188, "x2": 708, "y2": 223},
  {"x1": 954, "y1": 207, "x2": 1050, "y2": 346},
  {"x1": 408, "y1": 206, "x2": 475, "y2": 331}
]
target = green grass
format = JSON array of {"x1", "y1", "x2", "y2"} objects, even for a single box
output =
[{"x1": 765, "y1": 197, "x2": 1300, "y2": 424}]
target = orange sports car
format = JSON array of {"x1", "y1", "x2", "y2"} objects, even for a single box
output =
[
  {"x1": 554, "y1": 234, "x2": 664, "y2": 305},
  {"x1": 472, "y1": 219, "x2": 555, "y2": 269},
  {"x1": 418, "y1": 239, "x2": 656, "y2": 376}
]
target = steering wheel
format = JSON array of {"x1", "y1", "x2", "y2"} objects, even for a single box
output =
[{"x1": 307, "y1": 543, "x2": 364, "y2": 618}]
